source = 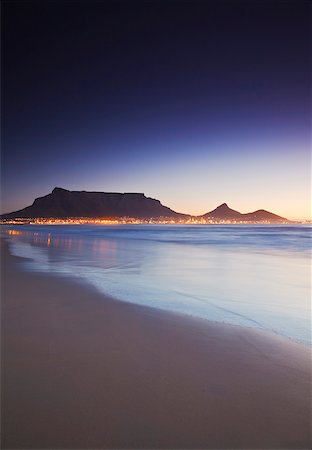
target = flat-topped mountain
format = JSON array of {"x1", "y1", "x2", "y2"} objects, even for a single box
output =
[
  {"x1": 2, "y1": 187, "x2": 186, "y2": 219},
  {"x1": 202, "y1": 203, "x2": 287, "y2": 222}
]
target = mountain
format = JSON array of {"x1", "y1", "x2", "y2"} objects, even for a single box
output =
[
  {"x1": 202, "y1": 203, "x2": 287, "y2": 222},
  {"x1": 1, "y1": 187, "x2": 186, "y2": 219},
  {"x1": 203, "y1": 203, "x2": 242, "y2": 220},
  {"x1": 241, "y1": 210, "x2": 287, "y2": 222},
  {"x1": 1, "y1": 189, "x2": 288, "y2": 222}
]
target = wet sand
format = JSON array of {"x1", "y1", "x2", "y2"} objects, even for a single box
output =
[{"x1": 1, "y1": 238, "x2": 311, "y2": 449}]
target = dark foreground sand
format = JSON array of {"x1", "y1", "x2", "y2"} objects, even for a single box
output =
[{"x1": 1, "y1": 238, "x2": 311, "y2": 449}]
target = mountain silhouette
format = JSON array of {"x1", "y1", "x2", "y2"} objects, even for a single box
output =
[
  {"x1": 1, "y1": 188, "x2": 287, "y2": 222},
  {"x1": 241, "y1": 209, "x2": 287, "y2": 222},
  {"x1": 203, "y1": 203, "x2": 242, "y2": 219},
  {"x1": 1, "y1": 187, "x2": 186, "y2": 219},
  {"x1": 202, "y1": 203, "x2": 286, "y2": 222}
]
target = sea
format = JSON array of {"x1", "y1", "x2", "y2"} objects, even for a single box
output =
[{"x1": 2, "y1": 224, "x2": 311, "y2": 345}]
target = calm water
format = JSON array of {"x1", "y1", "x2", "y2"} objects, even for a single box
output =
[{"x1": 2, "y1": 224, "x2": 311, "y2": 345}]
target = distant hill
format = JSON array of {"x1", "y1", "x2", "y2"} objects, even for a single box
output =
[
  {"x1": 1, "y1": 187, "x2": 186, "y2": 219},
  {"x1": 202, "y1": 203, "x2": 287, "y2": 222},
  {"x1": 1, "y1": 189, "x2": 288, "y2": 222},
  {"x1": 203, "y1": 203, "x2": 242, "y2": 220},
  {"x1": 241, "y1": 210, "x2": 287, "y2": 222}
]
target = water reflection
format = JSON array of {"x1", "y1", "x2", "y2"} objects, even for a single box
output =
[{"x1": 5, "y1": 229, "x2": 115, "y2": 253}]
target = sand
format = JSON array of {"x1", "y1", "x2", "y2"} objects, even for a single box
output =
[{"x1": 1, "y1": 238, "x2": 311, "y2": 449}]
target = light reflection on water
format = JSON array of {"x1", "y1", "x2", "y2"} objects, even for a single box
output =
[{"x1": 2, "y1": 224, "x2": 311, "y2": 345}]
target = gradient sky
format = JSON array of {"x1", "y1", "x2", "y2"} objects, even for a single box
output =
[{"x1": 2, "y1": 0, "x2": 311, "y2": 219}]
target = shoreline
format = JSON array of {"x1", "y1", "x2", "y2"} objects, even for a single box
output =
[
  {"x1": 3, "y1": 233, "x2": 310, "y2": 348},
  {"x1": 1, "y1": 238, "x2": 311, "y2": 448}
]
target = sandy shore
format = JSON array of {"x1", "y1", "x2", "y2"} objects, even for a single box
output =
[{"x1": 1, "y1": 238, "x2": 311, "y2": 449}]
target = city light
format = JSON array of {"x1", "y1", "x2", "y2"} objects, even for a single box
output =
[{"x1": 0, "y1": 216, "x2": 296, "y2": 226}]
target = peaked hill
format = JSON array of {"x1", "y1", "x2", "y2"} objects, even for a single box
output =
[
  {"x1": 2, "y1": 187, "x2": 186, "y2": 219},
  {"x1": 203, "y1": 203, "x2": 242, "y2": 219}
]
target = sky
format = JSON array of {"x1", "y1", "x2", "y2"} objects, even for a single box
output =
[{"x1": 2, "y1": 0, "x2": 311, "y2": 219}]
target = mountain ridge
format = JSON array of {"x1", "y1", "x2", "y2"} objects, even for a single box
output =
[
  {"x1": 202, "y1": 202, "x2": 287, "y2": 222},
  {"x1": 1, "y1": 187, "x2": 288, "y2": 222}
]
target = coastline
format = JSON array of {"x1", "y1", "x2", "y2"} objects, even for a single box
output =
[{"x1": 1, "y1": 238, "x2": 311, "y2": 449}]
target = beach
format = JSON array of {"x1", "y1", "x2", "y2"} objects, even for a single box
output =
[{"x1": 1, "y1": 238, "x2": 311, "y2": 449}]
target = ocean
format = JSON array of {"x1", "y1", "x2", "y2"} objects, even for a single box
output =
[{"x1": 2, "y1": 224, "x2": 311, "y2": 345}]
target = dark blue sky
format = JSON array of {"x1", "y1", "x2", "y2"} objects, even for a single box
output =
[{"x1": 2, "y1": 0, "x2": 310, "y2": 218}]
